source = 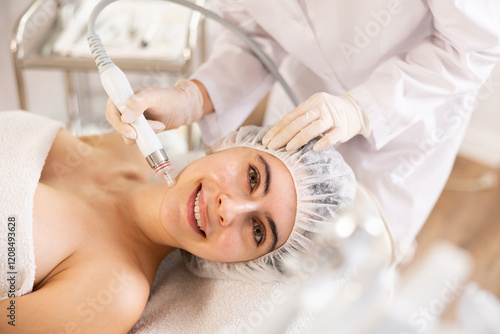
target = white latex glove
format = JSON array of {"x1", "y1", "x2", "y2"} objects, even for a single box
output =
[
  {"x1": 106, "y1": 79, "x2": 203, "y2": 144},
  {"x1": 262, "y1": 92, "x2": 371, "y2": 151}
]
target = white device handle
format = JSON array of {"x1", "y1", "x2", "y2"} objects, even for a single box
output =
[{"x1": 100, "y1": 65, "x2": 163, "y2": 157}]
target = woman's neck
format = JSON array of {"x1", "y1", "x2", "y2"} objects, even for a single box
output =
[{"x1": 118, "y1": 182, "x2": 176, "y2": 282}]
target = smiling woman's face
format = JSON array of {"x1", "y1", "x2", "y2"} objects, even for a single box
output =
[{"x1": 160, "y1": 147, "x2": 297, "y2": 263}]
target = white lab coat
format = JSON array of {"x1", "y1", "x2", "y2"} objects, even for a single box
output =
[{"x1": 192, "y1": 0, "x2": 500, "y2": 253}]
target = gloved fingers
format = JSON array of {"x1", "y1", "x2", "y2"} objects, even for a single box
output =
[
  {"x1": 129, "y1": 87, "x2": 163, "y2": 123},
  {"x1": 122, "y1": 136, "x2": 136, "y2": 145},
  {"x1": 266, "y1": 107, "x2": 323, "y2": 150},
  {"x1": 174, "y1": 80, "x2": 204, "y2": 124},
  {"x1": 147, "y1": 120, "x2": 166, "y2": 133},
  {"x1": 262, "y1": 99, "x2": 313, "y2": 146},
  {"x1": 313, "y1": 128, "x2": 344, "y2": 151},
  {"x1": 132, "y1": 86, "x2": 147, "y2": 94},
  {"x1": 262, "y1": 116, "x2": 292, "y2": 147},
  {"x1": 105, "y1": 98, "x2": 137, "y2": 141},
  {"x1": 266, "y1": 115, "x2": 312, "y2": 150},
  {"x1": 121, "y1": 89, "x2": 160, "y2": 123},
  {"x1": 285, "y1": 118, "x2": 332, "y2": 151}
]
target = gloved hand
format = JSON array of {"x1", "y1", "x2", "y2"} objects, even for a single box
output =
[
  {"x1": 106, "y1": 79, "x2": 204, "y2": 144},
  {"x1": 262, "y1": 92, "x2": 371, "y2": 151}
]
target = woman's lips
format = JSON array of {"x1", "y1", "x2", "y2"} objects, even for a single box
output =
[
  {"x1": 198, "y1": 189, "x2": 207, "y2": 235},
  {"x1": 187, "y1": 185, "x2": 205, "y2": 237}
]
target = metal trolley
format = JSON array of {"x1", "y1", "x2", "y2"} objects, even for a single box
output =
[{"x1": 11, "y1": 0, "x2": 206, "y2": 136}]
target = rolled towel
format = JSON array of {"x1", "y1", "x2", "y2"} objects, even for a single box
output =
[{"x1": 0, "y1": 111, "x2": 64, "y2": 300}]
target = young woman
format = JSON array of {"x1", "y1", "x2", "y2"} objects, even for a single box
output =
[{"x1": 0, "y1": 111, "x2": 355, "y2": 333}]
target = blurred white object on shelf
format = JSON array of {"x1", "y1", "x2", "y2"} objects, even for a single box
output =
[{"x1": 53, "y1": 0, "x2": 192, "y2": 61}]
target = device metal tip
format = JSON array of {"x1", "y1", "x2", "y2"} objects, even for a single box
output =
[
  {"x1": 160, "y1": 170, "x2": 176, "y2": 187},
  {"x1": 154, "y1": 160, "x2": 175, "y2": 188}
]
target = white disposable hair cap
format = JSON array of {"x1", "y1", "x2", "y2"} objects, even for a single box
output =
[{"x1": 183, "y1": 125, "x2": 357, "y2": 282}]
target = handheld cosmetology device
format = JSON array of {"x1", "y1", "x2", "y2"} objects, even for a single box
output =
[
  {"x1": 87, "y1": 3, "x2": 176, "y2": 186},
  {"x1": 87, "y1": 0, "x2": 300, "y2": 186}
]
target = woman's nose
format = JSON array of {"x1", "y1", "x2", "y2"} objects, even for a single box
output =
[{"x1": 217, "y1": 194, "x2": 258, "y2": 226}]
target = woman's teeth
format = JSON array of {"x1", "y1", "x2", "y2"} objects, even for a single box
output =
[{"x1": 194, "y1": 190, "x2": 204, "y2": 233}]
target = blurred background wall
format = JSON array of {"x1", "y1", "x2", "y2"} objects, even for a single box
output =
[{"x1": 1, "y1": 0, "x2": 73, "y2": 122}]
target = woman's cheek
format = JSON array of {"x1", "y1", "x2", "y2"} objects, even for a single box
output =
[
  {"x1": 212, "y1": 159, "x2": 241, "y2": 186},
  {"x1": 212, "y1": 233, "x2": 246, "y2": 261}
]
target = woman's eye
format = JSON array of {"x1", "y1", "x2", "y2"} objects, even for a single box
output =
[
  {"x1": 253, "y1": 220, "x2": 264, "y2": 245},
  {"x1": 248, "y1": 166, "x2": 259, "y2": 190}
]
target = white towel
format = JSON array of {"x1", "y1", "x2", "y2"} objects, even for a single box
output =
[
  {"x1": 130, "y1": 250, "x2": 311, "y2": 334},
  {"x1": 0, "y1": 111, "x2": 64, "y2": 300}
]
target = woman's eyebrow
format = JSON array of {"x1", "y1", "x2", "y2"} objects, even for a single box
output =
[
  {"x1": 257, "y1": 154, "x2": 270, "y2": 195},
  {"x1": 256, "y1": 154, "x2": 278, "y2": 251},
  {"x1": 266, "y1": 214, "x2": 278, "y2": 252}
]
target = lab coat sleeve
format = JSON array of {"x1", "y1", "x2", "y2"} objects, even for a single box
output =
[
  {"x1": 190, "y1": 1, "x2": 288, "y2": 144},
  {"x1": 350, "y1": 0, "x2": 500, "y2": 150}
]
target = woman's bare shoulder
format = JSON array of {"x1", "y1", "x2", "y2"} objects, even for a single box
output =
[{"x1": 3, "y1": 260, "x2": 150, "y2": 333}]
